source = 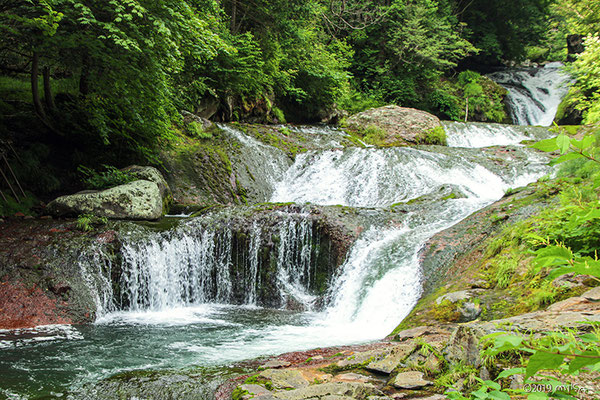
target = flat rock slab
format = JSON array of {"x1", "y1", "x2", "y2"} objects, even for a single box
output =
[
  {"x1": 241, "y1": 384, "x2": 273, "y2": 399},
  {"x1": 261, "y1": 360, "x2": 292, "y2": 369},
  {"x1": 391, "y1": 371, "x2": 432, "y2": 389},
  {"x1": 260, "y1": 369, "x2": 309, "y2": 389},
  {"x1": 334, "y1": 373, "x2": 371, "y2": 383},
  {"x1": 366, "y1": 344, "x2": 416, "y2": 374},
  {"x1": 272, "y1": 382, "x2": 382, "y2": 400},
  {"x1": 337, "y1": 349, "x2": 390, "y2": 369}
]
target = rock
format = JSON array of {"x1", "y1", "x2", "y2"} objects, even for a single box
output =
[
  {"x1": 435, "y1": 289, "x2": 485, "y2": 322},
  {"x1": 240, "y1": 384, "x2": 274, "y2": 399},
  {"x1": 122, "y1": 165, "x2": 171, "y2": 201},
  {"x1": 344, "y1": 106, "x2": 443, "y2": 146},
  {"x1": 582, "y1": 286, "x2": 600, "y2": 301},
  {"x1": 321, "y1": 396, "x2": 355, "y2": 400},
  {"x1": 337, "y1": 348, "x2": 390, "y2": 369},
  {"x1": 391, "y1": 371, "x2": 432, "y2": 389},
  {"x1": 435, "y1": 289, "x2": 485, "y2": 305},
  {"x1": 366, "y1": 344, "x2": 416, "y2": 374},
  {"x1": 335, "y1": 373, "x2": 371, "y2": 383},
  {"x1": 444, "y1": 326, "x2": 482, "y2": 368},
  {"x1": 392, "y1": 326, "x2": 434, "y2": 341},
  {"x1": 260, "y1": 360, "x2": 292, "y2": 369},
  {"x1": 259, "y1": 369, "x2": 309, "y2": 389},
  {"x1": 272, "y1": 382, "x2": 382, "y2": 400},
  {"x1": 417, "y1": 396, "x2": 448, "y2": 400},
  {"x1": 47, "y1": 180, "x2": 163, "y2": 220}
]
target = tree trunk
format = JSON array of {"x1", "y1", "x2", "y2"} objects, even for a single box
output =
[
  {"x1": 43, "y1": 66, "x2": 55, "y2": 111},
  {"x1": 31, "y1": 52, "x2": 46, "y2": 118},
  {"x1": 230, "y1": 0, "x2": 237, "y2": 33}
]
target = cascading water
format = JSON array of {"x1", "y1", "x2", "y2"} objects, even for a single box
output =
[
  {"x1": 95, "y1": 211, "x2": 322, "y2": 318},
  {"x1": 488, "y1": 62, "x2": 571, "y2": 126},
  {"x1": 443, "y1": 121, "x2": 552, "y2": 148},
  {"x1": 1, "y1": 90, "x2": 559, "y2": 398}
]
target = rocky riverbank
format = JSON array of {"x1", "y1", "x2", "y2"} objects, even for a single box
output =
[{"x1": 218, "y1": 286, "x2": 599, "y2": 400}]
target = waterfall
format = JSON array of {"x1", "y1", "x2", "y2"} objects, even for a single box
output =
[
  {"x1": 86, "y1": 210, "x2": 326, "y2": 319},
  {"x1": 488, "y1": 62, "x2": 571, "y2": 126},
  {"x1": 443, "y1": 121, "x2": 551, "y2": 148},
  {"x1": 268, "y1": 142, "x2": 549, "y2": 337}
]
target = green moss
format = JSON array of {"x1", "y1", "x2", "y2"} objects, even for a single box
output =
[
  {"x1": 232, "y1": 387, "x2": 250, "y2": 400},
  {"x1": 415, "y1": 126, "x2": 447, "y2": 145}
]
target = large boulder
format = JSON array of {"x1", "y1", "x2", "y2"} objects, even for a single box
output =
[
  {"x1": 122, "y1": 165, "x2": 171, "y2": 201},
  {"x1": 47, "y1": 180, "x2": 163, "y2": 220},
  {"x1": 344, "y1": 105, "x2": 445, "y2": 146}
]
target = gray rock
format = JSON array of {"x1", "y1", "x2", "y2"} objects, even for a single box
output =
[
  {"x1": 259, "y1": 369, "x2": 309, "y2": 389},
  {"x1": 444, "y1": 326, "x2": 482, "y2": 368},
  {"x1": 366, "y1": 344, "x2": 415, "y2": 374},
  {"x1": 337, "y1": 349, "x2": 390, "y2": 369},
  {"x1": 272, "y1": 382, "x2": 382, "y2": 400},
  {"x1": 582, "y1": 286, "x2": 600, "y2": 301},
  {"x1": 435, "y1": 289, "x2": 485, "y2": 305},
  {"x1": 260, "y1": 360, "x2": 292, "y2": 369},
  {"x1": 391, "y1": 371, "x2": 432, "y2": 389},
  {"x1": 345, "y1": 105, "x2": 444, "y2": 146},
  {"x1": 393, "y1": 326, "x2": 432, "y2": 341},
  {"x1": 122, "y1": 165, "x2": 171, "y2": 201},
  {"x1": 47, "y1": 180, "x2": 163, "y2": 220},
  {"x1": 335, "y1": 373, "x2": 371, "y2": 383},
  {"x1": 240, "y1": 384, "x2": 274, "y2": 399}
]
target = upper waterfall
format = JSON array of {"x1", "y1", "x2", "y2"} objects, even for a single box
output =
[{"x1": 488, "y1": 62, "x2": 571, "y2": 126}]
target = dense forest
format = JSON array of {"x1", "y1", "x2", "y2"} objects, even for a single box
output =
[{"x1": 0, "y1": 0, "x2": 599, "y2": 212}]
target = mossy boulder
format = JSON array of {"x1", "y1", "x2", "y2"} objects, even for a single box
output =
[
  {"x1": 47, "y1": 180, "x2": 164, "y2": 220},
  {"x1": 344, "y1": 106, "x2": 444, "y2": 146}
]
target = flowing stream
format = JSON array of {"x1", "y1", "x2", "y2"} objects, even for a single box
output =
[{"x1": 0, "y1": 70, "x2": 561, "y2": 399}]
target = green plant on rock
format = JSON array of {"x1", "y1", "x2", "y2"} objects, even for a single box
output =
[
  {"x1": 185, "y1": 121, "x2": 213, "y2": 140},
  {"x1": 78, "y1": 165, "x2": 136, "y2": 190},
  {"x1": 76, "y1": 214, "x2": 108, "y2": 232},
  {"x1": 415, "y1": 126, "x2": 447, "y2": 145}
]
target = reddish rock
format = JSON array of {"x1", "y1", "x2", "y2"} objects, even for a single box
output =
[{"x1": 0, "y1": 281, "x2": 73, "y2": 329}]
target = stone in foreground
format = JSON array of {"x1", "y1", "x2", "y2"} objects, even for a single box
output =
[{"x1": 391, "y1": 371, "x2": 432, "y2": 389}]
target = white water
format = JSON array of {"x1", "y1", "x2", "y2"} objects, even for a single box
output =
[
  {"x1": 444, "y1": 121, "x2": 544, "y2": 148},
  {"x1": 271, "y1": 147, "x2": 507, "y2": 206},
  {"x1": 488, "y1": 62, "x2": 571, "y2": 126}
]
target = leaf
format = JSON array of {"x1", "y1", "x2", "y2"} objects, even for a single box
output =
[
  {"x1": 549, "y1": 152, "x2": 583, "y2": 165},
  {"x1": 526, "y1": 351, "x2": 565, "y2": 378},
  {"x1": 568, "y1": 351, "x2": 600, "y2": 373},
  {"x1": 531, "y1": 137, "x2": 559, "y2": 152},
  {"x1": 487, "y1": 391, "x2": 511, "y2": 400},
  {"x1": 556, "y1": 134, "x2": 571, "y2": 154},
  {"x1": 496, "y1": 367, "x2": 525, "y2": 379},
  {"x1": 527, "y1": 393, "x2": 549, "y2": 400},
  {"x1": 484, "y1": 380, "x2": 501, "y2": 390}
]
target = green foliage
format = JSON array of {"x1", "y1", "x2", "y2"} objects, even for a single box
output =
[
  {"x1": 565, "y1": 36, "x2": 600, "y2": 124},
  {"x1": 76, "y1": 213, "x2": 108, "y2": 232},
  {"x1": 0, "y1": 193, "x2": 38, "y2": 217},
  {"x1": 415, "y1": 126, "x2": 447, "y2": 145},
  {"x1": 185, "y1": 122, "x2": 213, "y2": 140},
  {"x1": 457, "y1": 0, "x2": 553, "y2": 63},
  {"x1": 78, "y1": 165, "x2": 135, "y2": 190}
]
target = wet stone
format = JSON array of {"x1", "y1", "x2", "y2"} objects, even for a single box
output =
[{"x1": 261, "y1": 359, "x2": 292, "y2": 369}]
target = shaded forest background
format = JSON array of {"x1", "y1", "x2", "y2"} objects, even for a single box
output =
[{"x1": 0, "y1": 0, "x2": 598, "y2": 211}]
